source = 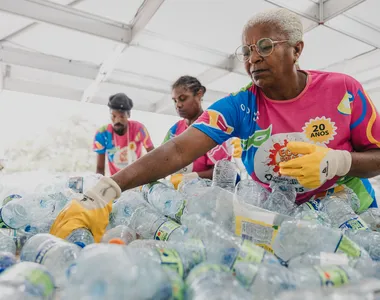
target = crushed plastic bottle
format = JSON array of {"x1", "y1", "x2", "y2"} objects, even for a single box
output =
[
  {"x1": 0, "y1": 231, "x2": 16, "y2": 255},
  {"x1": 212, "y1": 159, "x2": 238, "y2": 192},
  {"x1": 0, "y1": 262, "x2": 55, "y2": 300},
  {"x1": 262, "y1": 182, "x2": 297, "y2": 216},
  {"x1": 272, "y1": 220, "x2": 371, "y2": 263},
  {"x1": 129, "y1": 239, "x2": 206, "y2": 278},
  {"x1": 109, "y1": 191, "x2": 186, "y2": 241},
  {"x1": 0, "y1": 252, "x2": 16, "y2": 273},
  {"x1": 186, "y1": 263, "x2": 251, "y2": 300},
  {"x1": 234, "y1": 179, "x2": 269, "y2": 207},
  {"x1": 102, "y1": 225, "x2": 136, "y2": 245},
  {"x1": 20, "y1": 233, "x2": 81, "y2": 287},
  {"x1": 360, "y1": 208, "x2": 380, "y2": 232},
  {"x1": 319, "y1": 194, "x2": 369, "y2": 231},
  {"x1": 66, "y1": 228, "x2": 94, "y2": 248},
  {"x1": 64, "y1": 244, "x2": 182, "y2": 300},
  {"x1": 146, "y1": 182, "x2": 186, "y2": 222}
]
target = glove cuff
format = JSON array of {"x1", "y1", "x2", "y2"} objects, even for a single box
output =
[
  {"x1": 83, "y1": 177, "x2": 121, "y2": 209},
  {"x1": 335, "y1": 150, "x2": 352, "y2": 177}
]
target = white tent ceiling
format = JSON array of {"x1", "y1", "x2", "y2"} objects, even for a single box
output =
[{"x1": 0, "y1": 0, "x2": 380, "y2": 116}]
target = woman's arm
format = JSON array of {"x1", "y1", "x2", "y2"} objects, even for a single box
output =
[
  {"x1": 111, "y1": 127, "x2": 217, "y2": 191},
  {"x1": 347, "y1": 149, "x2": 380, "y2": 178}
]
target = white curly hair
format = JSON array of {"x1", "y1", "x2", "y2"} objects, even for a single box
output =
[{"x1": 243, "y1": 8, "x2": 304, "y2": 45}]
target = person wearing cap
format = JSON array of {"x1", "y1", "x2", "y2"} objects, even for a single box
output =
[{"x1": 93, "y1": 93, "x2": 154, "y2": 176}]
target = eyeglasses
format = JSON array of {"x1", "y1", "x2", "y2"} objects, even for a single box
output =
[{"x1": 235, "y1": 38, "x2": 289, "y2": 62}]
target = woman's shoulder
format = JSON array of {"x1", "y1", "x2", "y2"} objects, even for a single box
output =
[{"x1": 307, "y1": 70, "x2": 361, "y2": 88}]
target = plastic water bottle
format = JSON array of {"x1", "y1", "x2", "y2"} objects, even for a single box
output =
[
  {"x1": 262, "y1": 182, "x2": 297, "y2": 216},
  {"x1": 272, "y1": 220, "x2": 371, "y2": 263},
  {"x1": 183, "y1": 186, "x2": 235, "y2": 231},
  {"x1": 181, "y1": 214, "x2": 279, "y2": 270},
  {"x1": 234, "y1": 261, "x2": 362, "y2": 299},
  {"x1": 319, "y1": 195, "x2": 369, "y2": 231},
  {"x1": 110, "y1": 191, "x2": 186, "y2": 241},
  {"x1": 146, "y1": 182, "x2": 186, "y2": 222},
  {"x1": 21, "y1": 233, "x2": 81, "y2": 287},
  {"x1": 0, "y1": 193, "x2": 55, "y2": 229},
  {"x1": 64, "y1": 244, "x2": 182, "y2": 300},
  {"x1": 212, "y1": 159, "x2": 238, "y2": 192},
  {"x1": 0, "y1": 232, "x2": 16, "y2": 255},
  {"x1": 129, "y1": 239, "x2": 206, "y2": 278},
  {"x1": 346, "y1": 230, "x2": 380, "y2": 261},
  {"x1": 186, "y1": 263, "x2": 252, "y2": 300},
  {"x1": 101, "y1": 225, "x2": 136, "y2": 245},
  {"x1": 0, "y1": 252, "x2": 16, "y2": 273},
  {"x1": 178, "y1": 177, "x2": 212, "y2": 196},
  {"x1": 360, "y1": 208, "x2": 380, "y2": 232},
  {"x1": 234, "y1": 179, "x2": 269, "y2": 207},
  {"x1": 66, "y1": 228, "x2": 94, "y2": 248},
  {"x1": 0, "y1": 262, "x2": 55, "y2": 299}
]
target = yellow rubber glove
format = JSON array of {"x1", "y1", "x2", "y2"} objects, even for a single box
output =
[
  {"x1": 231, "y1": 138, "x2": 243, "y2": 158},
  {"x1": 50, "y1": 177, "x2": 121, "y2": 242},
  {"x1": 170, "y1": 172, "x2": 198, "y2": 189},
  {"x1": 279, "y1": 142, "x2": 352, "y2": 189}
]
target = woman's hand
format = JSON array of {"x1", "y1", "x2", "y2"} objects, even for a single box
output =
[{"x1": 279, "y1": 141, "x2": 352, "y2": 189}]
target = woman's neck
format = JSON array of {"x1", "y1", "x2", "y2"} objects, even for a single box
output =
[
  {"x1": 261, "y1": 70, "x2": 307, "y2": 100},
  {"x1": 186, "y1": 110, "x2": 203, "y2": 126}
]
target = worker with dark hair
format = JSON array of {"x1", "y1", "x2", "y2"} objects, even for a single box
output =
[
  {"x1": 93, "y1": 93, "x2": 154, "y2": 176},
  {"x1": 164, "y1": 75, "x2": 233, "y2": 188}
]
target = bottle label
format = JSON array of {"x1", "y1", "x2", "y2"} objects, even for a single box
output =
[
  {"x1": 314, "y1": 266, "x2": 350, "y2": 287},
  {"x1": 174, "y1": 200, "x2": 186, "y2": 222},
  {"x1": 154, "y1": 220, "x2": 181, "y2": 241},
  {"x1": 186, "y1": 264, "x2": 229, "y2": 285},
  {"x1": 0, "y1": 208, "x2": 12, "y2": 229},
  {"x1": 339, "y1": 216, "x2": 369, "y2": 231},
  {"x1": 156, "y1": 248, "x2": 184, "y2": 278},
  {"x1": 167, "y1": 273, "x2": 185, "y2": 300},
  {"x1": 35, "y1": 240, "x2": 57, "y2": 264},
  {"x1": 25, "y1": 268, "x2": 55, "y2": 298},
  {"x1": 335, "y1": 235, "x2": 362, "y2": 258},
  {"x1": 305, "y1": 199, "x2": 320, "y2": 211},
  {"x1": 231, "y1": 239, "x2": 265, "y2": 271}
]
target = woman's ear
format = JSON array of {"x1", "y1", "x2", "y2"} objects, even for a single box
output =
[{"x1": 293, "y1": 40, "x2": 304, "y2": 62}]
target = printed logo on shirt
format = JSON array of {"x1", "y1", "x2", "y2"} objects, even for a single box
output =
[
  {"x1": 199, "y1": 110, "x2": 234, "y2": 134},
  {"x1": 241, "y1": 125, "x2": 272, "y2": 150},
  {"x1": 337, "y1": 91, "x2": 354, "y2": 115},
  {"x1": 302, "y1": 117, "x2": 337, "y2": 145},
  {"x1": 254, "y1": 132, "x2": 311, "y2": 193}
]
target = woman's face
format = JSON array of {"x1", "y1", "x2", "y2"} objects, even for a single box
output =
[
  {"x1": 243, "y1": 23, "x2": 303, "y2": 89},
  {"x1": 172, "y1": 86, "x2": 202, "y2": 119}
]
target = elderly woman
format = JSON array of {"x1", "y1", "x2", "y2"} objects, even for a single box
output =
[{"x1": 51, "y1": 8, "x2": 380, "y2": 241}]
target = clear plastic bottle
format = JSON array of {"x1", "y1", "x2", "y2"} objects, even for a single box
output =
[
  {"x1": 146, "y1": 182, "x2": 186, "y2": 222},
  {"x1": 235, "y1": 262, "x2": 362, "y2": 299},
  {"x1": 20, "y1": 233, "x2": 81, "y2": 287},
  {"x1": 0, "y1": 262, "x2": 55, "y2": 300},
  {"x1": 319, "y1": 195, "x2": 369, "y2": 231},
  {"x1": 186, "y1": 263, "x2": 252, "y2": 300},
  {"x1": 272, "y1": 220, "x2": 370, "y2": 263},
  {"x1": 110, "y1": 191, "x2": 187, "y2": 241},
  {"x1": 101, "y1": 225, "x2": 136, "y2": 245},
  {"x1": 212, "y1": 159, "x2": 238, "y2": 192},
  {"x1": 0, "y1": 252, "x2": 17, "y2": 273},
  {"x1": 64, "y1": 244, "x2": 181, "y2": 300},
  {"x1": 0, "y1": 231, "x2": 16, "y2": 255},
  {"x1": 0, "y1": 193, "x2": 55, "y2": 229},
  {"x1": 66, "y1": 228, "x2": 94, "y2": 248}
]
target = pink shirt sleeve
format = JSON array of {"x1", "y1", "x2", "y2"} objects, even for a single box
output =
[
  {"x1": 205, "y1": 142, "x2": 232, "y2": 167},
  {"x1": 347, "y1": 76, "x2": 380, "y2": 151}
]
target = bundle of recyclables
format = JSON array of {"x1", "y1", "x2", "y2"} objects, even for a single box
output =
[{"x1": 1, "y1": 161, "x2": 380, "y2": 299}]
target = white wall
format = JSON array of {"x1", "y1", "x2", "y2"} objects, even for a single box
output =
[{"x1": 0, "y1": 91, "x2": 180, "y2": 173}]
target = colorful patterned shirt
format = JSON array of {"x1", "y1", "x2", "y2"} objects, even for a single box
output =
[
  {"x1": 192, "y1": 70, "x2": 380, "y2": 211},
  {"x1": 93, "y1": 121, "x2": 153, "y2": 175}
]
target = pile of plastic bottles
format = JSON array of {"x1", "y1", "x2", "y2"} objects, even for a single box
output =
[{"x1": 1, "y1": 160, "x2": 380, "y2": 299}]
